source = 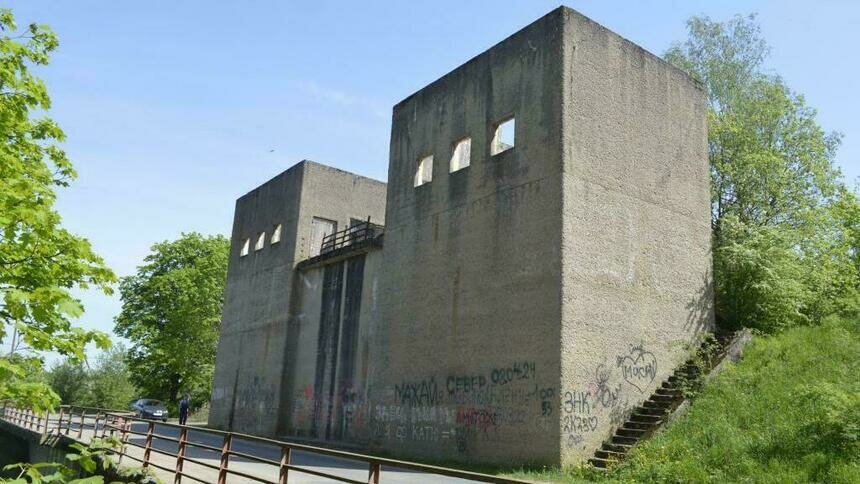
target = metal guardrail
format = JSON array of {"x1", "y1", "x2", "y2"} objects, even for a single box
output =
[
  {"x1": 1, "y1": 403, "x2": 527, "y2": 484},
  {"x1": 321, "y1": 218, "x2": 383, "y2": 255}
]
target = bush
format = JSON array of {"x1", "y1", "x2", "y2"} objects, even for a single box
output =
[{"x1": 714, "y1": 216, "x2": 810, "y2": 332}]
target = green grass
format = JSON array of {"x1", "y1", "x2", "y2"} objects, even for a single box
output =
[{"x1": 507, "y1": 318, "x2": 860, "y2": 483}]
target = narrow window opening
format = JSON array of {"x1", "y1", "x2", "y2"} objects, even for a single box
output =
[
  {"x1": 450, "y1": 138, "x2": 471, "y2": 172},
  {"x1": 255, "y1": 232, "x2": 266, "y2": 251},
  {"x1": 491, "y1": 117, "x2": 515, "y2": 155},
  {"x1": 271, "y1": 224, "x2": 282, "y2": 244},
  {"x1": 240, "y1": 238, "x2": 250, "y2": 257},
  {"x1": 413, "y1": 155, "x2": 433, "y2": 187}
]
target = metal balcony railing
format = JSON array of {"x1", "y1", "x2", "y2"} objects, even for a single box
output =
[{"x1": 320, "y1": 218, "x2": 383, "y2": 255}]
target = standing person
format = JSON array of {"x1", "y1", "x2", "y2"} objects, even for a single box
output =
[{"x1": 179, "y1": 393, "x2": 190, "y2": 426}]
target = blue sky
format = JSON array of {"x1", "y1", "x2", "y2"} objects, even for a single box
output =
[{"x1": 5, "y1": 1, "x2": 858, "y2": 363}]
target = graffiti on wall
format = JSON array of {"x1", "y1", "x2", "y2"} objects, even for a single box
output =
[
  {"x1": 395, "y1": 378, "x2": 444, "y2": 407},
  {"x1": 285, "y1": 343, "x2": 661, "y2": 456},
  {"x1": 560, "y1": 342, "x2": 660, "y2": 450},
  {"x1": 561, "y1": 364, "x2": 621, "y2": 449},
  {"x1": 617, "y1": 343, "x2": 658, "y2": 393},
  {"x1": 365, "y1": 360, "x2": 555, "y2": 453}
]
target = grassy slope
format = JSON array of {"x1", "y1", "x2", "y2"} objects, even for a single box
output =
[{"x1": 508, "y1": 319, "x2": 860, "y2": 483}]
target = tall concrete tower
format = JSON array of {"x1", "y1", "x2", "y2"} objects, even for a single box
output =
[{"x1": 372, "y1": 6, "x2": 712, "y2": 465}]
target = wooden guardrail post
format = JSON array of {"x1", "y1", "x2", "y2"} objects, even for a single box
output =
[
  {"x1": 279, "y1": 447, "x2": 291, "y2": 484},
  {"x1": 56, "y1": 407, "x2": 64, "y2": 436},
  {"x1": 104, "y1": 413, "x2": 114, "y2": 439},
  {"x1": 217, "y1": 433, "x2": 232, "y2": 484},
  {"x1": 143, "y1": 420, "x2": 154, "y2": 468},
  {"x1": 174, "y1": 426, "x2": 188, "y2": 484},
  {"x1": 368, "y1": 462, "x2": 381, "y2": 484},
  {"x1": 77, "y1": 408, "x2": 85, "y2": 439},
  {"x1": 42, "y1": 410, "x2": 49, "y2": 435},
  {"x1": 65, "y1": 407, "x2": 72, "y2": 435},
  {"x1": 102, "y1": 413, "x2": 110, "y2": 439},
  {"x1": 118, "y1": 417, "x2": 130, "y2": 465}
]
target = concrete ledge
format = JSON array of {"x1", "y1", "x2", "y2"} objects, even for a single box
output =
[{"x1": 296, "y1": 234, "x2": 383, "y2": 271}]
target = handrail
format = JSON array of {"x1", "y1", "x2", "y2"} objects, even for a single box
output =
[
  {"x1": 320, "y1": 218, "x2": 383, "y2": 255},
  {"x1": 1, "y1": 403, "x2": 528, "y2": 484}
]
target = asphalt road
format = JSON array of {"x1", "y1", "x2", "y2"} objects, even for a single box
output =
[{"x1": 96, "y1": 420, "x2": 489, "y2": 483}]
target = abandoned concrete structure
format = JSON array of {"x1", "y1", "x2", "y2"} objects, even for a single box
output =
[{"x1": 209, "y1": 6, "x2": 713, "y2": 466}]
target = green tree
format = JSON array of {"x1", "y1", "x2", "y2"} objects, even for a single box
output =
[
  {"x1": 46, "y1": 359, "x2": 89, "y2": 405},
  {"x1": 46, "y1": 344, "x2": 138, "y2": 410},
  {"x1": 0, "y1": 8, "x2": 115, "y2": 412},
  {"x1": 114, "y1": 233, "x2": 228, "y2": 411},
  {"x1": 665, "y1": 15, "x2": 859, "y2": 330},
  {"x1": 86, "y1": 344, "x2": 137, "y2": 409}
]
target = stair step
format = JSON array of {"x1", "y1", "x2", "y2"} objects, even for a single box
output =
[
  {"x1": 661, "y1": 381, "x2": 679, "y2": 389},
  {"x1": 629, "y1": 413, "x2": 662, "y2": 424},
  {"x1": 655, "y1": 387, "x2": 681, "y2": 396},
  {"x1": 651, "y1": 394, "x2": 678, "y2": 403},
  {"x1": 623, "y1": 421, "x2": 654, "y2": 431},
  {"x1": 616, "y1": 427, "x2": 645, "y2": 438},
  {"x1": 642, "y1": 400, "x2": 671, "y2": 409},
  {"x1": 589, "y1": 457, "x2": 611, "y2": 469},
  {"x1": 611, "y1": 435, "x2": 639, "y2": 445},
  {"x1": 602, "y1": 442, "x2": 632, "y2": 453},
  {"x1": 635, "y1": 406, "x2": 667, "y2": 416},
  {"x1": 594, "y1": 449, "x2": 626, "y2": 460}
]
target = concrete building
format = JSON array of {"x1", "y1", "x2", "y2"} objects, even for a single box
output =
[{"x1": 209, "y1": 6, "x2": 713, "y2": 467}]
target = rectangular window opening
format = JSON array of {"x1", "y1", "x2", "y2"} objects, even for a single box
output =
[
  {"x1": 271, "y1": 224, "x2": 282, "y2": 244},
  {"x1": 311, "y1": 217, "x2": 337, "y2": 256},
  {"x1": 240, "y1": 238, "x2": 250, "y2": 257},
  {"x1": 255, "y1": 232, "x2": 266, "y2": 251},
  {"x1": 491, "y1": 117, "x2": 515, "y2": 155},
  {"x1": 413, "y1": 155, "x2": 433, "y2": 187},
  {"x1": 450, "y1": 137, "x2": 471, "y2": 173}
]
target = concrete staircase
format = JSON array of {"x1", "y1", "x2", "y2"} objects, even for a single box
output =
[{"x1": 588, "y1": 331, "x2": 749, "y2": 469}]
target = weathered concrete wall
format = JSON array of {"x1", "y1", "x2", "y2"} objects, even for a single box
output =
[
  {"x1": 281, "y1": 248, "x2": 383, "y2": 441},
  {"x1": 557, "y1": 8, "x2": 713, "y2": 464},
  {"x1": 0, "y1": 422, "x2": 80, "y2": 475},
  {"x1": 293, "y1": 162, "x2": 387, "y2": 261},
  {"x1": 367, "y1": 8, "x2": 567, "y2": 466},
  {"x1": 210, "y1": 164, "x2": 304, "y2": 435},
  {"x1": 210, "y1": 161, "x2": 385, "y2": 436}
]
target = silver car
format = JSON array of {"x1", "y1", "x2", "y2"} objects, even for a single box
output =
[{"x1": 129, "y1": 398, "x2": 169, "y2": 421}]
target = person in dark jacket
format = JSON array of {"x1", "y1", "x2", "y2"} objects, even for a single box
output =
[{"x1": 179, "y1": 393, "x2": 190, "y2": 425}]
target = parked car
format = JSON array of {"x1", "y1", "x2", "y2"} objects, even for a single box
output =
[{"x1": 129, "y1": 398, "x2": 169, "y2": 421}]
